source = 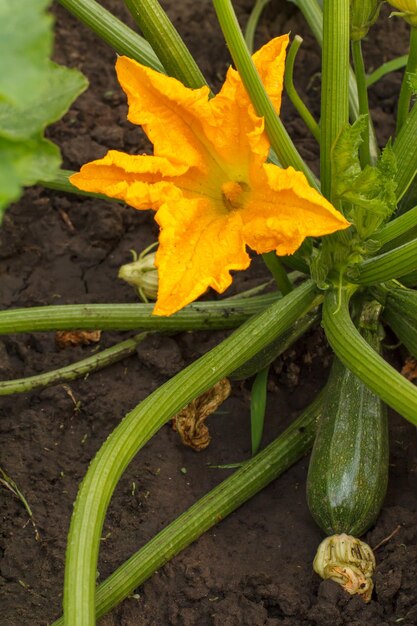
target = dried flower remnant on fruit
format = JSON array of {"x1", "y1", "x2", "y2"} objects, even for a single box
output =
[
  {"x1": 350, "y1": 0, "x2": 383, "y2": 40},
  {"x1": 70, "y1": 36, "x2": 349, "y2": 317},
  {"x1": 119, "y1": 245, "x2": 158, "y2": 302},
  {"x1": 313, "y1": 533, "x2": 376, "y2": 602},
  {"x1": 388, "y1": 0, "x2": 417, "y2": 25},
  {"x1": 172, "y1": 378, "x2": 231, "y2": 451},
  {"x1": 56, "y1": 330, "x2": 101, "y2": 348}
]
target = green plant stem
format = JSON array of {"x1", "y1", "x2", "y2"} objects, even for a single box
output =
[
  {"x1": 229, "y1": 309, "x2": 320, "y2": 380},
  {"x1": 373, "y1": 204, "x2": 417, "y2": 250},
  {"x1": 294, "y1": 0, "x2": 359, "y2": 121},
  {"x1": 322, "y1": 288, "x2": 417, "y2": 425},
  {"x1": 366, "y1": 55, "x2": 408, "y2": 87},
  {"x1": 373, "y1": 283, "x2": 417, "y2": 323},
  {"x1": 284, "y1": 36, "x2": 320, "y2": 142},
  {"x1": 281, "y1": 251, "x2": 310, "y2": 274},
  {"x1": 51, "y1": 390, "x2": 321, "y2": 625},
  {"x1": 223, "y1": 280, "x2": 275, "y2": 300},
  {"x1": 292, "y1": 0, "x2": 323, "y2": 45},
  {"x1": 58, "y1": 0, "x2": 164, "y2": 72},
  {"x1": 0, "y1": 333, "x2": 148, "y2": 396},
  {"x1": 393, "y1": 101, "x2": 417, "y2": 202},
  {"x1": 396, "y1": 27, "x2": 417, "y2": 134},
  {"x1": 348, "y1": 239, "x2": 417, "y2": 285},
  {"x1": 383, "y1": 307, "x2": 417, "y2": 358},
  {"x1": 37, "y1": 169, "x2": 113, "y2": 200},
  {"x1": 244, "y1": 0, "x2": 270, "y2": 54},
  {"x1": 0, "y1": 293, "x2": 280, "y2": 334},
  {"x1": 320, "y1": 0, "x2": 350, "y2": 202},
  {"x1": 262, "y1": 252, "x2": 293, "y2": 295},
  {"x1": 123, "y1": 0, "x2": 208, "y2": 89},
  {"x1": 62, "y1": 281, "x2": 320, "y2": 625},
  {"x1": 351, "y1": 39, "x2": 371, "y2": 167},
  {"x1": 212, "y1": 0, "x2": 317, "y2": 188}
]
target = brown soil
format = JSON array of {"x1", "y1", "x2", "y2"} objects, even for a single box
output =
[{"x1": 1, "y1": 2, "x2": 417, "y2": 625}]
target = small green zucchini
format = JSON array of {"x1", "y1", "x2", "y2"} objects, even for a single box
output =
[{"x1": 307, "y1": 308, "x2": 389, "y2": 537}]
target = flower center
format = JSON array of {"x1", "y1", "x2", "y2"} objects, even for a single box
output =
[{"x1": 221, "y1": 181, "x2": 249, "y2": 211}]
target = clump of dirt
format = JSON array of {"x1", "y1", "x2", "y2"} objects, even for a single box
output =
[{"x1": 0, "y1": 2, "x2": 416, "y2": 625}]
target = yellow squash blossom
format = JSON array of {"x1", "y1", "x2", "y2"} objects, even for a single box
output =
[
  {"x1": 71, "y1": 36, "x2": 349, "y2": 316},
  {"x1": 388, "y1": 0, "x2": 417, "y2": 25}
]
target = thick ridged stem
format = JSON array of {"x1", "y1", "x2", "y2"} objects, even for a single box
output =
[
  {"x1": 381, "y1": 285, "x2": 417, "y2": 324},
  {"x1": 396, "y1": 27, "x2": 417, "y2": 134},
  {"x1": 124, "y1": 0, "x2": 208, "y2": 89},
  {"x1": 322, "y1": 288, "x2": 417, "y2": 425},
  {"x1": 351, "y1": 39, "x2": 371, "y2": 167},
  {"x1": 58, "y1": 0, "x2": 164, "y2": 72},
  {"x1": 373, "y1": 204, "x2": 417, "y2": 249},
  {"x1": 320, "y1": 0, "x2": 350, "y2": 202},
  {"x1": 62, "y1": 281, "x2": 320, "y2": 625},
  {"x1": 393, "y1": 102, "x2": 417, "y2": 201},
  {"x1": 51, "y1": 390, "x2": 321, "y2": 625},
  {"x1": 0, "y1": 294, "x2": 280, "y2": 334},
  {"x1": 348, "y1": 239, "x2": 417, "y2": 285},
  {"x1": 384, "y1": 308, "x2": 417, "y2": 358},
  {"x1": 294, "y1": 0, "x2": 379, "y2": 161}
]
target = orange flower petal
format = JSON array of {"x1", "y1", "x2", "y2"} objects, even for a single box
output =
[
  {"x1": 251, "y1": 35, "x2": 289, "y2": 114},
  {"x1": 70, "y1": 37, "x2": 351, "y2": 317},
  {"x1": 219, "y1": 35, "x2": 289, "y2": 115},
  {"x1": 206, "y1": 35, "x2": 289, "y2": 172},
  {"x1": 153, "y1": 198, "x2": 250, "y2": 316},
  {"x1": 116, "y1": 56, "x2": 216, "y2": 172},
  {"x1": 70, "y1": 150, "x2": 186, "y2": 210},
  {"x1": 242, "y1": 164, "x2": 350, "y2": 256}
]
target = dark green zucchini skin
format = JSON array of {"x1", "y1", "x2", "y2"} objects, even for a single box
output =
[{"x1": 306, "y1": 355, "x2": 389, "y2": 537}]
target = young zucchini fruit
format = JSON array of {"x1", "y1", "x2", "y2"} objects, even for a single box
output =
[{"x1": 307, "y1": 301, "x2": 389, "y2": 601}]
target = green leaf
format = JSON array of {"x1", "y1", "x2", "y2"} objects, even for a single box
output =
[
  {"x1": 0, "y1": 0, "x2": 53, "y2": 106},
  {"x1": 333, "y1": 117, "x2": 397, "y2": 234},
  {"x1": 0, "y1": 136, "x2": 61, "y2": 220},
  {"x1": 0, "y1": 0, "x2": 87, "y2": 220},
  {"x1": 250, "y1": 366, "x2": 269, "y2": 455},
  {"x1": 0, "y1": 63, "x2": 88, "y2": 140}
]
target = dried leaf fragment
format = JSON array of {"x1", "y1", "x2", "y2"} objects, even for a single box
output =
[
  {"x1": 172, "y1": 378, "x2": 231, "y2": 451},
  {"x1": 56, "y1": 330, "x2": 101, "y2": 348},
  {"x1": 401, "y1": 356, "x2": 417, "y2": 382}
]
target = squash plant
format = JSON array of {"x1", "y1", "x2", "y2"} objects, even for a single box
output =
[
  {"x1": 1, "y1": 0, "x2": 417, "y2": 623},
  {"x1": 0, "y1": 0, "x2": 87, "y2": 220}
]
